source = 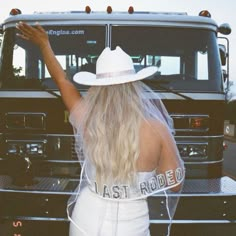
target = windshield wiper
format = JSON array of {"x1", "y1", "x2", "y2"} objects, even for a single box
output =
[
  {"x1": 154, "y1": 83, "x2": 194, "y2": 100},
  {"x1": 42, "y1": 75, "x2": 194, "y2": 101},
  {"x1": 41, "y1": 79, "x2": 89, "y2": 99},
  {"x1": 145, "y1": 75, "x2": 194, "y2": 101},
  {"x1": 42, "y1": 85, "x2": 61, "y2": 98}
]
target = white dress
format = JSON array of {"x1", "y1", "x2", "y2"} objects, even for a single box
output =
[
  {"x1": 69, "y1": 170, "x2": 155, "y2": 236},
  {"x1": 68, "y1": 97, "x2": 185, "y2": 236}
]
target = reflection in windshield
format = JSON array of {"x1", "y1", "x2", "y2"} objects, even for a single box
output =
[
  {"x1": 0, "y1": 25, "x2": 222, "y2": 92},
  {"x1": 112, "y1": 26, "x2": 222, "y2": 92},
  {"x1": 0, "y1": 26, "x2": 105, "y2": 90}
]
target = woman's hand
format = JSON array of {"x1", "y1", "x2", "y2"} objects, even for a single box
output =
[
  {"x1": 16, "y1": 21, "x2": 82, "y2": 112},
  {"x1": 16, "y1": 21, "x2": 49, "y2": 49}
]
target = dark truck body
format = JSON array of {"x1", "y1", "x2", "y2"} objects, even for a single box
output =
[{"x1": 0, "y1": 9, "x2": 235, "y2": 235}]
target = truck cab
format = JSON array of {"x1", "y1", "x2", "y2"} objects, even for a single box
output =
[{"x1": 0, "y1": 8, "x2": 235, "y2": 236}]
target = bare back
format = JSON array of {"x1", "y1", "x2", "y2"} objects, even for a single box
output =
[{"x1": 137, "y1": 119, "x2": 181, "y2": 175}]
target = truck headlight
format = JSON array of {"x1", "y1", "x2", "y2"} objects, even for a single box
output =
[
  {"x1": 6, "y1": 140, "x2": 46, "y2": 157},
  {"x1": 177, "y1": 143, "x2": 208, "y2": 159}
]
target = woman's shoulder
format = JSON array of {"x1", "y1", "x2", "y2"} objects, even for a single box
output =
[
  {"x1": 140, "y1": 119, "x2": 174, "y2": 148},
  {"x1": 139, "y1": 119, "x2": 168, "y2": 148},
  {"x1": 142, "y1": 118, "x2": 169, "y2": 134}
]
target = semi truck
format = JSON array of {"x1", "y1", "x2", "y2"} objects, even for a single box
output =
[{"x1": 0, "y1": 7, "x2": 235, "y2": 236}]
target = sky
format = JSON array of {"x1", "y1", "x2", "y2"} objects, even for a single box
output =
[{"x1": 0, "y1": 0, "x2": 236, "y2": 91}]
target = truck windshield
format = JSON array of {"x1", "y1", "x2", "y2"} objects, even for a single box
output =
[
  {"x1": 0, "y1": 25, "x2": 106, "y2": 90},
  {"x1": 111, "y1": 26, "x2": 223, "y2": 92},
  {"x1": 0, "y1": 25, "x2": 223, "y2": 92}
]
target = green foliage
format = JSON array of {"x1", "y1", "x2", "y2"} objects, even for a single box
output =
[{"x1": 13, "y1": 66, "x2": 23, "y2": 78}]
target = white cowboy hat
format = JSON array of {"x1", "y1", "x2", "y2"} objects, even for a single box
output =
[{"x1": 73, "y1": 46, "x2": 158, "y2": 86}]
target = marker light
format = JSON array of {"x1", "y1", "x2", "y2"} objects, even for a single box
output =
[
  {"x1": 107, "y1": 6, "x2": 112, "y2": 14},
  {"x1": 190, "y1": 117, "x2": 209, "y2": 130},
  {"x1": 199, "y1": 10, "x2": 211, "y2": 18},
  {"x1": 85, "y1": 6, "x2": 91, "y2": 14},
  {"x1": 10, "y1": 8, "x2": 22, "y2": 16},
  {"x1": 223, "y1": 141, "x2": 228, "y2": 151},
  {"x1": 128, "y1": 6, "x2": 134, "y2": 14}
]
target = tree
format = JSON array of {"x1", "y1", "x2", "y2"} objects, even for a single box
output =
[
  {"x1": 226, "y1": 81, "x2": 236, "y2": 101},
  {"x1": 226, "y1": 80, "x2": 236, "y2": 124}
]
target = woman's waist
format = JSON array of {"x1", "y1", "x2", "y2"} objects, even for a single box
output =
[{"x1": 87, "y1": 181, "x2": 148, "y2": 200}]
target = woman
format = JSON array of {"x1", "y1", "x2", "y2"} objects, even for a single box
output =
[{"x1": 17, "y1": 22, "x2": 185, "y2": 236}]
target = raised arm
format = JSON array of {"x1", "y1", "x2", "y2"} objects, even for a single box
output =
[{"x1": 16, "y1": 21, "x2": 82, "y2": 112}]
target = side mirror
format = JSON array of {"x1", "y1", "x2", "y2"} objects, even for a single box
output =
[
  {"x1": 218, "y1": 23, "x2": 231, "y2": 35},
  {"x1": 222, "y1": 69, "x2": 228, "y2": 82},
  {"x1": 219, "y1": 44, "x2": 227, "y2": 66}
]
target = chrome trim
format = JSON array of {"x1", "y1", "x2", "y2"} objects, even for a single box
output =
[
  {"x1": 6, "y1": 139, "x2": 47, "y2": 144},
  {"x1": 143, "y1": 92, "x2": 225, "y2": 100},
  {"x1": 0, "y1": 188, "x2": 75, "y2": 195},
  {"x1": 0, "y1": 91, "x2": 60, "y2": 98},
  {"x1": 1, "y1": 216, "x2": 69, "y2": 221},
  {"x1": 5, "y1": 112, "x2": 46, "y2": 130},
  {"x1": 150, "y1": 220, "x2": 236, "y2": 224},
  {"x1": 176, "y1": 135, "x2": 224, "y2": 139},
  {"x1": 177, "y1": 141, "x2": 208, "y2": 145},
  {"x1": 0, "y1": 158, "x2": 79, "y2": 163},
  {"x1": 184, "y1": 159, "x2": 223, "y2": 165},
  {"x1": 0, "y1": 91, "x2": 225, "y2": 100},
  {"x1": 39, "y1": 160, "x2": 79, "y2": 164},
  {"x1": 172, "y1": 114, "x2": 209, "y2": 132},
  {"x1": 172, "y1": 114, "x2": 210, "y2": 118},
  {"x1": 176, "y1": 129, "x2": 209, "y2": 132}
]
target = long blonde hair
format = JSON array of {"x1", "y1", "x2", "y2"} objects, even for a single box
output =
[
  {"x1": 79, "y1": 81, "x2": 174, "y2": 187},
  {"x1": 81, "y1": 82, "x2": 146, "y2": 186}
]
